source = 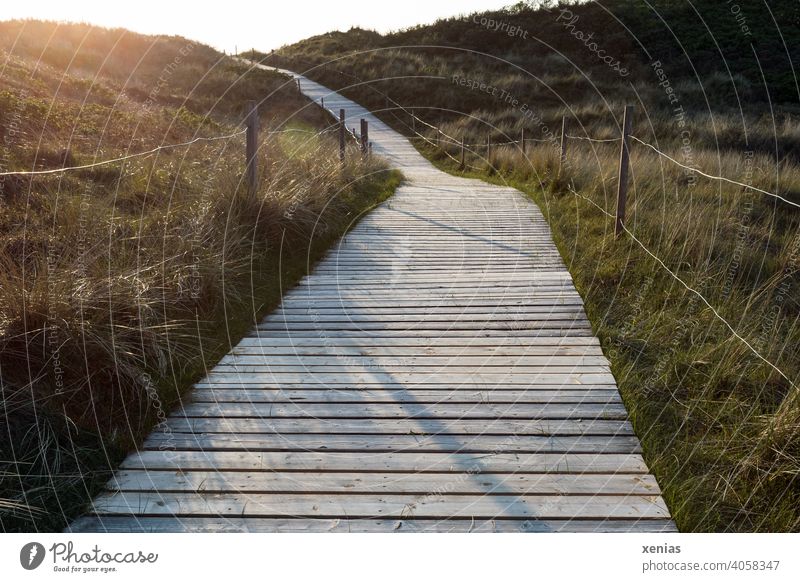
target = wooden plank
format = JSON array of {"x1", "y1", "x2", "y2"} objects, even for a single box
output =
[
  {"x1": 120, "y1": 451, "x2": 650, "y2": 473},
  {"x1": 311, "y1": 260, "x2": 568, "y2": 267},
  {"x1": 162, "y1": 418, "x2": 634, "y2": 436},
  {"x1": 230, "y1": 345, "x2": 604, "y2": 356},
  {"x1": 89, "y1": 492, "x2": 670, "y2": 520},
  {"x1": 299, "y1": 274, "x2": 574, "y2": 283},
  {"x1": 142, "y1": 433, "x2": 641, "y2": 453},
  {"x1": 68, "y1": 516, "x2": 678, "y2": 533},
  {"x1": 235, "y1": 337, "x2": 600, "y2": 347},
  {"x1": 107, "y1": 470, "x2": 660, "y2": 495},
  {"x1": 213, "y1": 358, "x2": 608, "y2": 369},
  {"x1": 208, "y1": 365, "x2": 611, "y2": 374},
  {"x1": 192, "y1": 383, "x2": 619, "y2": 391},
  {"x1": 188, "y1": 388, "x2": 622, "y2": 403},
  {"x1": 275, "y1": 307, "x2": 588, "y2": 315},
  {"x1": 195, "y1": 372, "x2": 618, "y2": 385},
  {"x1": 252, "y1": 328, "x2": 595, "y2": 336},
  {"x1": 316, "y1": 257, "x2": 564, "y2": 263},
  {"x1": 241, "y1": 331, "x2": 596, "y2": 338},
  {"x1": 175, "y1": 402, "x2": 628, "y2": 419},
  {"x1": 278, "y1": 294, "x2": 585, "y2": 302},
  {"x1": 286, "y1": 285, "x2": 580, "y2": 292},
  {"x1": 300, "y1": 270, "x2": 572, "y2": 276},
  {"x1": 295, "y1": 285, "x2": 578, "y2": 293},
  {"x1": 220, "y1": 354, "x2": 607, "y2": 365},
  {"x1": 262, "y1": 313, "x2": 590, "y2": 323},
  {"x1": 281, "y1": 302, "x2": 583, "y2": 311}
]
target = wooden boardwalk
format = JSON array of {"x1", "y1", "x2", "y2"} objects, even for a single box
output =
[{"x1": 69, "y1": 72, "x2": 675, "y2": 533}]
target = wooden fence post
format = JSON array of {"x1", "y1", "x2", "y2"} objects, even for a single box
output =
[
  {"x1": 559, "y1": 116, "x2": 568, "y2": 175},
  {"x1": 360, "y1": 119, "x2": 369, "y2": 156},
  {"x1": 521, "y1": 127, "x2": 526, "y2": 155},
  {"x1": 460, "y1": 137, "x2": 465, "y2": 170},
  {"x1": 339, "y1": 108, "x2": 346, "y2": 164},
  {"x1": 436, "y1": 128, "x2": 441, "y2": 148},
  {"x1": 321, "y1": 96, "x2": 324, "y2": 109},
  {"x1": 296, "y1": 78, "x2": 301, "y2": 92},
  {"x1": 615, "y1": 105, "x2": 634, "y2": 237},
  {"x1": 245, "y1": 100, "x2": 259, "y2": 194}
]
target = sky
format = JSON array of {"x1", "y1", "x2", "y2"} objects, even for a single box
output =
[{"x1": 0, "y1": 0, "x2": 512, "y2": 53}]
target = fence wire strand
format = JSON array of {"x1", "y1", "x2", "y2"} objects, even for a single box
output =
[
  {"x1": 630, "y1": 135, "x2": 800, "y2": 210},
  {"x1": 621, "y1": 221, "x2": 795, "y2": 387},
  {"x1": 0, "y1": 129, "x2": 248, "y2": 177},
  {"x1": 566, "y1": 135, "x2": 621, "y2": 143}
]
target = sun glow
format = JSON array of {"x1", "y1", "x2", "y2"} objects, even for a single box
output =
[{"x1": 0, "y1": 0, "x2": 510, "y2": 53}]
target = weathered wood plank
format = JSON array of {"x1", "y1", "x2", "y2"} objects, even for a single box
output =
[
  {"x1": 235, "y1": 337, "x2": 600, "y2": 347},
  {"x1": 215, "y1": 356, "x2": 610, "y2": 366},
  {"x1": 89, "y1": 492, "x2": 671, "y2": 520},
  {"x1": 191, "y1": 383, "x2": 619, "y2": 391},
  {"x1": 262, "y1": 313, "x2": 590, "y2": 323},
  {"x1": 120, "y1": 451, "x2": 650, "y2": 473},
  {"x1": 229, "y1": 345, "x2": 604, "y2": 356},
  {"x1": 162, "y1": 418, "x2": 634, "y2": 436},
  {"x1": 207, "y1": 365, "x2": 611, "y2": 375},
  {"x1": 274, "y1": 307, "x2": 588, "y2": 316},
  {"x1": 188, "y1": 388, "x2": 622, "y2": 403},
  {"x1": 107, "y1": 470, "x2": 659, "y2": 495},
  {"x1": 256, "y1": 322, "x2": 593, "y2": 331},
  {"x1": 175, "y1": 402, "x2": 628, "y2": 419},
  {"x1": 244, "y1": 330, "x2": 597, "y2": 338},
  {"x1": 195, "y1": 372, "x2": 618, "y2": 385},
  {"x1": 143, "y1": 433, "x2": 642, "y2": 453}
]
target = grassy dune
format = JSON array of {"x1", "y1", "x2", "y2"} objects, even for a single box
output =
[
  {"x1": 269, "y1": 1, "x2": 800, "y2": 530},
  {"x1": 0, "y1": 21, "x2": 400, "y2": 531}
]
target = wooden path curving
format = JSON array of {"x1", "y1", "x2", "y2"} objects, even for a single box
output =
[{"x1": 69, "y1": 70, "x2": 675, "y2": 532}]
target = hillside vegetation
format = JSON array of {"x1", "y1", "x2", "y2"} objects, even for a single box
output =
[
  {"x1": 267, "y1": 1, "x2": 800, "y2": 531},
  {"x1": 0, "y1": 20, "x2": 399, "y2": 531}
]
